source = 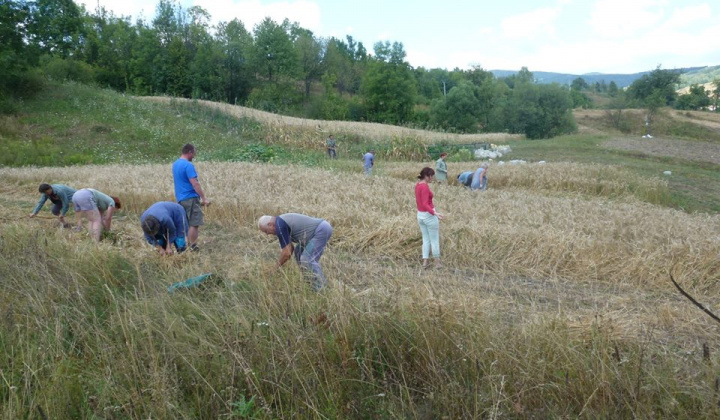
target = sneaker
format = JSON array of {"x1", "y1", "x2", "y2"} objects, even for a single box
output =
[
  {"x1": 422, "y1": 260, "x2": 430, "y2": 270},
  {"x1": 190, "y1": 244, "x2": 200, "y2": 252}
]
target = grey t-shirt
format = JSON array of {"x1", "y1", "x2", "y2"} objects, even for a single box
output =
[
  {"x1": 89, "y1": 189, "x2": 115, "y2": 211},
  {"x1": 277, "y1": 213, "x2": 324, "y2": 247}
]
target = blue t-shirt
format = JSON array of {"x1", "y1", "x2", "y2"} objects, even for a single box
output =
[
  {"x1": 140, "y1": 202, "x2": 189, "y2": 245},
  {"x1": 458, "y1": 171, "x2": 473, "y2": 185},
  {"x1": 172, "y1": 158, "x2": 199, "y2": 202},
  {"x1": 471, "y1": 168, "x2": 486, "y2": 190},
  {"x1": 363, "y1": 152, "x2": 374, "y2": 169}
]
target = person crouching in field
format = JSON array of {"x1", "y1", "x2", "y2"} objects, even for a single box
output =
[
  {"x1": 470, "y1": 163, "x2": 489, "y2": 191},
  {"x1": 415, "y1": 167, "x2": 444, "y2": 269},
  {"x1": 457, "y1": 171, "x2": 473, "y2": 188},
  {"x1": 141, "y1": 202, "x2": 188, "y2": 255},
  {"x1": 72, "y1": 188, "x2": 121, "y2": 242},
  {"x1": 257, "y1": 213, "x2": 333, "y2": 292},
  {"x1": 29, "y1": 183, "x2": 76, "y2": 225}
]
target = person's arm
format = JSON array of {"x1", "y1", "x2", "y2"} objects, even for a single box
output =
[
  {"x1": 189, "y1": 178, "x2": 210, "y2": 206},
  {"x1": 277, "y1": 243, "x2": 294, "y2": 268},
  {"x1": 30, "y1": 194, "x2": 48, "y2": 217},
  {"x1": 102, "y1": 207, "x2": 115, "y2": 230}
]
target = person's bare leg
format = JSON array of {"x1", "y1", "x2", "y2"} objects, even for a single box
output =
[
  {"x1": 86, "y1": 209, "x2": 102, "y2": 242},
  {"x1": 188, "y1": 226, "x2": 199, "y2": 246}
]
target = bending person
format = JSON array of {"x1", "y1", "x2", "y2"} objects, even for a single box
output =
[
  {"x1": 470, "y1": 163, "x2": 489, "y2": 191},
  {"x1": 457, "y1": 171, "x2": 473, "y2": 188},
  {"x1": 415, "y1": 167, "x2": 444, "y2": 269},
  {"x1": 29, "y1": 183, "x2": 76, "y2": 224},
  {"x1": 72, "y1": 188, "x2": 121, "y2": 242},
  {"x1": 257, "y1": 213, "x2": 333, "y2": 292},
  {"x1": 140, "y1": 202, "x2": 189, "y2": 255}
]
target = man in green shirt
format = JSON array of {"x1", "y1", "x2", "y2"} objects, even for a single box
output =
[
  {"x1": 29, "y1": 183, "x2": 76, "y2": 225},
  {"x1": 326, "y1": 135, "x2": 337, "y2": 159},
  {"x1": 435, "y1": 152, "x2": 448, "y2": 182}
]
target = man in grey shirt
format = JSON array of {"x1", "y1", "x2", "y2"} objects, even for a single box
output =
[{"x1": 257, "y1": 213, "x2": 333, "y2": 291}]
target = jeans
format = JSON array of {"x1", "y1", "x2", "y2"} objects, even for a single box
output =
[
  {"x1": 293, "y1": 221, "x2": 333, "y2": 291},
  {"x1": 471, "y1": 176, "x2": 487, "y2": 191},
  {"x1": 327, "y1": 148, "x2": 336, "y2": 158},
  {"x1": 417, "y1": 211, "x2": 440, "y2": 259}
]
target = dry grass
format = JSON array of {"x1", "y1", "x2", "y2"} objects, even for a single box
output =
[
  {"x1": 2, "y1": 161, "x2": 720, "y2": 418},
  {"x1": 140, "y1": 96, "x2": 524, "y2": 144}
]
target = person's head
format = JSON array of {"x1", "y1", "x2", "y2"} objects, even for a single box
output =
[
  {"x1": 482, "y1": 163, "x2": 489, "y2": 169},
  {"x1": 181, "y1": 143, "x2": 196, "y2": 161},
  {"x1": 141, "y1": 215, "x2": 160, "y2": 236},
  {"x1": 38, "y1": 183, "x2": 52, "y2": 195},
  {"x1": 440, "y1": 152, "x2": 448, "y2": 160},
  {"x1": 369, "y1": 149, "x2": 374, "y2": 155},
  {"x1": 257, "y1": 215, "x2": 276, "y2": 235},
  {"x1": 329, "y1": 134, "x2": 334, "y2": 139},
  {"x1": 418, "y1": 167, "x2": 435, "y2": 182},
  {"x1": 110, "y1": 196, "x2": 122, "y2": 209}
]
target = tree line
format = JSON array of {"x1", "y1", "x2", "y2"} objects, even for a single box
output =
[{"x1": 31, "y1": 0, "x2": 720, "y2": 138}]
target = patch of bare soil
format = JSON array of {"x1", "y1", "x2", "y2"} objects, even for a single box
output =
[{"x1": 603, "y1": 136, "x2": 720, "y2": 165}]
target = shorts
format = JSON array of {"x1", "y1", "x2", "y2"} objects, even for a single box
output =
[
  {"x1": 179, "y1": 197, "x2": 204, "y2": 227},
  {"x1": 72, "y1": 189, "x2": 97, "y2": 212}
]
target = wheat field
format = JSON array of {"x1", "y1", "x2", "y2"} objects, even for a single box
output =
[{"x1": 1, "y1": 160, "x2": 720, "y2": 418}]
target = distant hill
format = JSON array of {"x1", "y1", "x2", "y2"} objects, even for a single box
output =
[
  {"x1": 491, "y1": 67, "x2": 709, "y2": 88},
  {"x1": 678, "y1": 65, "x2": 720, "y2": 89}
]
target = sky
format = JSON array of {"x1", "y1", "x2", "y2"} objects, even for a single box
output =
[{"x1": 77, "y1": 0, "x2": 720, "y2": 75}]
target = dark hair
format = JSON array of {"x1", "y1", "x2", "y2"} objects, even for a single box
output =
[
  {"x1": 38, "y1": 183, "x2": 52, "y2": 193},
  {"x1": 440, "y1": 152, "x2": 448, "y2": 157},
  {"x1": 141, "y1": 215, "x2": 160, "y2": 236},
  {"x1": 181, "y1": 143, "x2": 195, "y2": 154},
  {"x1": 418, "y1": 167, "x2": 435, "y2": 180},
  {"x1": 110, "y1": 196, "x2": 122, "y2": 209}
]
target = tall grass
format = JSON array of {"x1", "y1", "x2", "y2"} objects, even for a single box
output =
[{"x1": 2, "y1": 160, "x2": 720, "y2": 418}]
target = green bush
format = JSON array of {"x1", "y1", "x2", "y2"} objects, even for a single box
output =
[
  {"x1": 231, "y1": 144, "x2": 276, "y2": 163},
  {"x1": 41, "y1": 57, "x2": 95, "y2": 84}
]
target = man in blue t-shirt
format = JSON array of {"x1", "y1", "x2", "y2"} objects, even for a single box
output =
[
  {"x1": 172, "y1": 143, "x2": 210, "y2": 251},
  {"x1": 140, "y1": 202, "x2": 189, "y2": 255},
  {"x1": 363, "y1": 150, "x2": 374, "y2": 175},
  {"x1": 257, "y1": 213, "x2": 333, "y2": 292}
]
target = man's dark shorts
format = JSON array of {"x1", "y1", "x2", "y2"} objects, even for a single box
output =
[{"x1": 179, "y1": 197, "x2": 204, "y2": 227}]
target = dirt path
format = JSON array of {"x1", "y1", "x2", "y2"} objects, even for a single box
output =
[{"x1": 602, "y1": 136, "x2": 720, "y2": 165}]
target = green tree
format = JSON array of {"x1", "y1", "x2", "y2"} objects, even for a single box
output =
[
  {"x1": 506, "y1": 83, "x2": 576, "y2": 139},
  {"x1": 361, "y1": 41, "x2": 416, "y2": 124},
  {"x1": 430, "y1": 81, "x2": 481, "y2": 132},
  {"x1": 0, "y1": 0, "x2": 33, "y2": 94},
  {"x1": 251, "y1": 17, "x2": 299, "y2": 81},
  {"x1": 27, "y1": 0, "x2": 84, "y2": 58},
  {"x1": 216, "y1": 18, "x2": 253, "y2": 103},
  {"x1": 675, "y1": 84, "x2": 711, "y2": 110},
  {"x1": 627, "y1": 66, "x2": 681, "y2": 106},
  {"x1": 571, "y1": 77, "x2": 588, "y2": 91},
  {"x1": 608, "y1": 81, "x2": 618, "y2": 97},
  {"x1": 291, "y1": 26, "x2": 324, "y2": 99}
]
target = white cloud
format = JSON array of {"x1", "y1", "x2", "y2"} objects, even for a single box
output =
[
  {"x1": 501, "y1": 7, "x2": 561, "y2": 39},
  {"x1": 663, "y1": 3, "x2": 712, "y2": 30},
  {"x1": 77, "y1": 0, "x2": 154, "y2": 21},
  {"x1": 590, "y1": 0, "x2": 667, "y2": 38},
  {"x1": 198, "y1": 0, "x2": 321, "y2": 32}
]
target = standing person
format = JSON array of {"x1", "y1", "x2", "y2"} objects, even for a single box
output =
[
  {"x1": 172, "y1": 143, "x2": 210, "y2": 251},
  {"x1": 257, "y1": 213, "x2": 333, "y2": 292},
  {"x1": 72, "y1": 188, "x2": 121, "y2": 242},
  {"x1": 457, "y1": 171, "x2": 474, "y2": 188},
  {"x1": 415, "y1": 167, "x2": 444, "y2": 269},
  {"x1": 470, "y1": 163, "x2": 489, "y2": 191},
  {"x1": 326, "y1": 134, "x2": 337, "y2": 159},
  {"x1": 140, "y1": 201, "x2": 189, "y2": 255},
  {"x1": 363, "y1": 150, "x2": 375, "y2": 175},
  {"x1": 29, "y1": 183, "x2": 76, "y2": 225},
  {"x1": 435, "y1": 152, "x2": 448, "y2": 182}
]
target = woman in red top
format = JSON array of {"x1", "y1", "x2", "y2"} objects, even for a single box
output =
[{"x1": 415, "y1": 167, "x2": 444, "y2": 269}]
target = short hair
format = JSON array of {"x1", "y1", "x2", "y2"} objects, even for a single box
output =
[
  {"x1": 418, "y1": 167, "x2": 435, "y2": 180},
  {"x1": 181, "y1": 143, "x2": 195, "y2": 155},
  {"x1": 440, "y1": 152, "x2": 448, "y2": 157},
  {"x1": 141, "y1": 215, "x2": 160, "y2": 236},
  {"x1": 482, "y1": 163, "x2": 489, "y2": 168},
  {"x1": 38, "y1": 183, "x2": 52, "y2": 193},
  {"x1": 110, "y1": 196, "x2": 122, "y2": 209},
  {"x1": 257, "y1": 215, "x2": 273, "y2": 230}
]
